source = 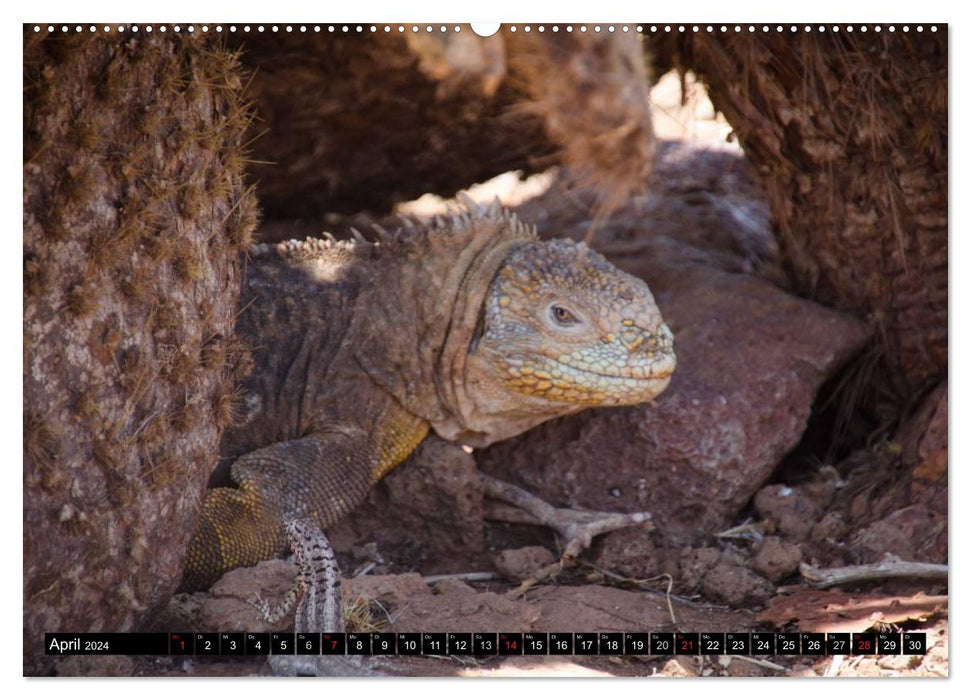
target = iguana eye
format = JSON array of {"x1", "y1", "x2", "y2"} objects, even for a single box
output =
[{"x1": 549, "y1": 304, "x2": 580, "y2": 326}]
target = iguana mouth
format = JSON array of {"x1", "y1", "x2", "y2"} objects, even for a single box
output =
[
  {"x1": 500, "y1": 358, "x2": 673, "y2": 406},
  {"x1": 551, "y1": 358, "x2": 676, "y2": 383}
]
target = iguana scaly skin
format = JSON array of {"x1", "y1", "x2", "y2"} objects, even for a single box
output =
[{"x1": 184, "y1": 201, "x2": 675, "y2": 591}]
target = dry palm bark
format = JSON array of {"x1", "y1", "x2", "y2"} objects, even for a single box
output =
[
  {"x1": 233, "y1": 31, "x2": 553, "y2": 218},
  {"x1": 501, "y1": 30, "x2": 655, "y2": 219},
  {"x1": 674, "y1": 31, "x2": 947, "y2": 407},
  {"x1": 234, "y1": 29, "x2": 655, "y2": 220},
  {"x1": 23, "y1": 31, "x2": 257, "y2": 673}
]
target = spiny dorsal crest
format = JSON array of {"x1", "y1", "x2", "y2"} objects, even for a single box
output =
[
  {"x1": 386, "y1": 195, "x2": 536, "y2": 253},
  {"x1": 249, "y1": 234, "x2": 377, "y2": 267},
  {"x1": 248, "y1": 195, "x2": 536, "y2": 263}
]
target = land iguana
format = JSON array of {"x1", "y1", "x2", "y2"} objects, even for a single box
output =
[{"x1": 184, "y1": 199, "x2": 676, "y2": 625}]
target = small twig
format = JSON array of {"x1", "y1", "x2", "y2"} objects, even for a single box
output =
[
  {"x1": 582, "y1": 562, "x2": 678, "y2": 625},
  {"x1": 800, "y1": 555, "x2": 948, "y2": 588},
  {"x1": 652, "y1": 574, "x2": 677, "y2": 626},
  {"x1": 512, "y1": 560, "x2": 564, "y2": 597},
  {"x1": 715, "y1": 519, "x2": 763, "y2": 541},
  {"x1": 353, "y1": 562, "x2": 377, "y2": 578},
  {"x1": 370, "y1": 597, "x2": 395, "y2": 626},
  {"x1": 422, "y1": 572, "x2": 501, "y2": 584}
]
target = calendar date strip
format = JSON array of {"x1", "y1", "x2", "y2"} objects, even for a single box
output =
[{"x1": 45, "y1": 631, "x2": 927, "y2": 656}]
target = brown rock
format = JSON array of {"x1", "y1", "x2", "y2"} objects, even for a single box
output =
[
  {"x1": 850, "y1": 505, "x2": 947, "y2": 564},
  {"x1": 701, "y1": 563, "x2": 775, "y2": 607},
  {"x1": 898, "y1": 383, "x2": 947, "y2": 515},
  {"x1": 344, "y1": 573, "x2": 431, "y2": 604},
  {"x1": 494, "y1": 546, "x2": 556, "y2": 582},
  {"x1": 754, "y1": 484, "x2": 825, "y2": 540},
  {"x1": 812, "y1": 512, "x2": 849, "y2": 542},
  {"x1": 479, "y1": 233, "x2": 867, "y2": 541},
  {"x1": 751, "y1": 537, "x2": 803, "y2": 583},
  {"x1": 208, "y1": 560, "x2": 296, "y2": 603},
  {"x1": 754, "y1": 484, "x2": 844, "y2": 540},
  {"x1": 679, "y1": 547, "x2": 720, "y2": 590},
  {"x1": 196, "y1": 560, "x2": 297, "y2": 633},
  {"x1": 394, "y1": 581, "x2": 542, "y2": 633},
  {"x1": 592, "y1": 528, "x2": 660, "y2": 580},
  {"x1": 526, "y1": 584, "x2": 753, "y2": 634},
  {"x1": 430, "y1": 578, "x2": 477, "y2": 598}
]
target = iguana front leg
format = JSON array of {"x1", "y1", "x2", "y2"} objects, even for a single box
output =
[{"x1": 184, "y1": 411, "x2": 429, "y2": 592}]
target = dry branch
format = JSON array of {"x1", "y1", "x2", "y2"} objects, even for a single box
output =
[{"x1": 800, "y1": 556, "x2": 948, "y2": 588}]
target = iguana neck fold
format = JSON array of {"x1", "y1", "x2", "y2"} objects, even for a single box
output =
[{"x1": 351, "y1": 201, "x2": 536, "y2": 440}]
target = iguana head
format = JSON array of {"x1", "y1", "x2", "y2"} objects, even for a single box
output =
[
  {"x1": 471, "y1": 238, "x2": 675, "y2": 406},
  {"x1": 450, "y1": 237, "x2": 676, "y2": 445}
]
